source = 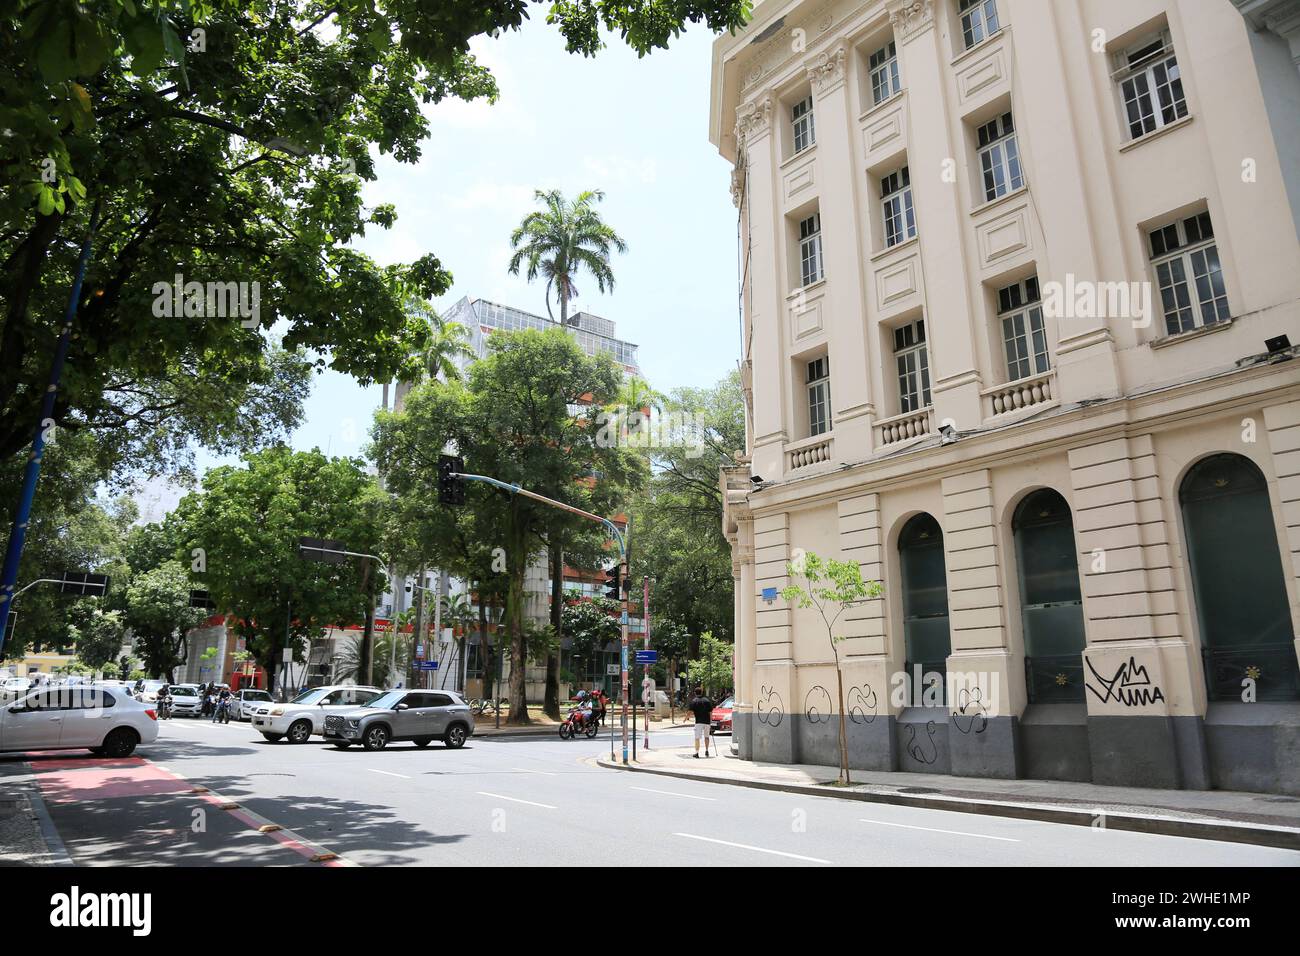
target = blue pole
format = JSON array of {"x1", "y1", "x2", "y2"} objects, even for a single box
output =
[{"x1": 0, "y1": 210, "x2": 98, "y2": 657}]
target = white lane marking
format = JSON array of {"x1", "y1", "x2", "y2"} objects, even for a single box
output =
[
  {"x1": 512, "y1": 767, "x2": 556, "y2": 776},
  {"x1": 858, "y1": 818, "x2": 1020, "y2": 842},
  {"x1": 631, "y1": 786, "x2": 716, "y2": 801},
  {"x1": 673, "y1": 833, "x2": 831, "y2": 864},
  {"x1": 368, "y1": 769, "x2": 411, "y2": 779},
  {"x1": 477, "y1": 791, "x2": 558, "y2": 809}
]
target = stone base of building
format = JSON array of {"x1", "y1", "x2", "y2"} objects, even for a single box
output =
[{"x1": 735, "y1": 703, "x2": 1300, "y2": 796}]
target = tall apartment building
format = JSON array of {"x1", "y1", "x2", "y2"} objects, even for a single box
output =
[{"x1": 714, "y1": 0, "x2": 1300, "y2": 794}]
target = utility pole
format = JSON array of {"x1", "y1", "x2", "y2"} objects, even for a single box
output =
[
  {"x1": 412, "y1": 565, "x2": 426, "y2": 688},
  {"x1": 431, "y1": 572, "x2": 443, "y2": 691},
  {"x1": 619, "y1": 516, "x2": 632, "y2": 765}
]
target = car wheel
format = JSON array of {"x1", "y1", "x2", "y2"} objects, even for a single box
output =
[
  {"x1": 413, "y1": 737, "x2": 433, "y2": 748},
  {"x1": 363, "y1": 725, "x2": 390, "y2": 752},
  {"x1": 444, "y1": 724, "x2": 468, "y2": 749},
  {"x1": 287, "y1": 719, "x2": 313, "y2": 744},
  {"x1": 102, "y1": 727, "x2": 139, "y2": 759},
  {"x1": 333, "y1": 742, "x2": 352, "y2": 749},
  {"x1": 261, "y1": 733, "x2": 283, "y2": 743}
]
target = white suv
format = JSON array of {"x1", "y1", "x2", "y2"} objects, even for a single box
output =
[{"x1": 251, "y1": 685, "x2": 382, "y2": 743}]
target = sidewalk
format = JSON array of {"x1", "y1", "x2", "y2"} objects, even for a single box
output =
[{"x1": 596, "y1": 742, "x2": 1300, "y2": 851}]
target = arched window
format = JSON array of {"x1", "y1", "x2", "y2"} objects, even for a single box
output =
[
  {"x1": 1013, "y1": 489, "x2": 1086, "y2": 703},
  {"x1": 899, "y1": 513, "x2": 951, "y2": 705},
  {"x1": 1180, "y1": 454, "x2": 1299, "y2": 701}
]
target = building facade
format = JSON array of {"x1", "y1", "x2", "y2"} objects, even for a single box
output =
[{"x1": 714, "y1": 0, "x2": 1300, "y2": 793}]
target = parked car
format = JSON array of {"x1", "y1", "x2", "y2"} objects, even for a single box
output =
[
  {"x1": 165, "y1": 684, "x2": 203, "y2": 717},
  {"x1": 0, "y1": 684, "x2": 159, "y2": 757},
  {"x1": 710, "y1": 696, "x2": 734, "y2": 734},
  {"x1": 233, "y1": 688, "x2": 273, "y2": 721},
  {"x1": 251, "y1": 685, "x2": 383, "y2": 743},
  {"x1": 323, "y1": 689, "x2": 474, "y2": 752},
  {"x1": 1, "y1": 677, "x2": 32, "y2": 701}
]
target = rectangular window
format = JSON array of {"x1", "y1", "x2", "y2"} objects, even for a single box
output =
[
  {"x1": 806, "y1": 357, "x2": 831, "y2": 437},
  {"x1": 799, "y1": 213, "x2": 823, "y2": 286},
  {"x1": 791, "y1": 95, "x2": 815, "y2": 154},
  {"x1": 977, "y1": 111, "x2": 1023, "y2": 202},
  {"x1": 1114, "y1": 31, "x2": 1188, "y2": 140},
  {"x1": 868, "y1": 40, "x2": 901, "y2": 105},
  {"x1": 893, "y1": 319, "x2": 931, "y2": 413},
  {"x1": 1148, "y1": 211, "x2": 1229, "y2": 335},
  {"x1": 997, "y1": 275, "x2": 1049, "y2": 380},
  {"x1": 881, "y1": 166, "x2": 916, "y2": 248},
  {"x1": 959, "y1": 0, "x2": 1000, "y2": 50}
]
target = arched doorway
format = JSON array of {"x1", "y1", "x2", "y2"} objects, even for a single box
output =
[
  {"x1": 1180, "y1": 454, "x2": 1299, "y2": 701},
  {"x1": 899, "y1": 513, "x2": 951, "y2": 705},
  {"x1": 1013, "y1": 488, "x2": 1086, "y2": 702}
]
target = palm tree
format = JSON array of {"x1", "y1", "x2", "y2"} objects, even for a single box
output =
[
  {"x1": 507, "y1": 189, "x2": 627, "y2": 325},
  {"x1": 410, "y1": 300, "x2": 474, "y2": 383}
]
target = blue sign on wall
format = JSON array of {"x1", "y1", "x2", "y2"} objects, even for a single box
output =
[{"x1": 634, "y1": 650, "x2": 658, "y2": 664}]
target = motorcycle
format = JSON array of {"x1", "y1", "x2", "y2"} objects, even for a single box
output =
[
  {"x1": 157, "y1": 694, "x2": 172, "y2": 720},
  {"x1": 213, "y1": 697, "x2": 232, "y2": 724},
  {"x1": 557, "y1": 706, "x2": 600, "y2": 740}
]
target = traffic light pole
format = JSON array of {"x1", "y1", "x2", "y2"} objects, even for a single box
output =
[{"x1": 447, "y1": 471, "x2": 632, "y2": 763}]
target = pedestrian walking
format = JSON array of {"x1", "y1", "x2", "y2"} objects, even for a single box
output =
[{"x1": 689, "y1": 685, "x2": 714, "y2": 758}]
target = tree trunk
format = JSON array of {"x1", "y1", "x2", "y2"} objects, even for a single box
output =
[
  {"x1": 836, "y1": 666, "x2": 850, "y2": 786},
  {"x1": 479, "y1": 593, "x2": 492, "y2": 702},
  {"x1": 360, "y1": 564, "x2": 375, "y2": 687},
  {"x1": 544, "y1": 545, "x2": 563, "y2": 719},
  {"x1": 506, "y1": 517, "x2": 530, "y2": 724}
]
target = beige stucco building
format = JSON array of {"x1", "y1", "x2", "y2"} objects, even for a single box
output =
[{"x1": 714, "y1": 0, "x2": 1300, "y2": 793}]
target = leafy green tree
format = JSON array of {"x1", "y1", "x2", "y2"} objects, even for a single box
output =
[
  {"x1": 629, "y1": 371, "x2": 744, "y2": 654},
  {"x1": 781, "y1": 552, "x2": 883, "y2": 786},
  {"x1": 65, "y1": 605, "x2": 126, "y2": 669},
  {"x1": 686, "y1": 631, "x2": 731, "y2": 700},
  {"x1": 508, "y1": 189, "x2": 626, "y2": 325},
  {"x1": 124, "y1": 560, "x2": 206, "y2": 680},
  {"x1": 562, "y1": 594, "x2": 621, "y2": 683},
  {"x1": 1, "y1": 0, "x2": 750, "y2": 477},
  {"x1": 372, "y1": 328, "x2": 645, "y2": 723},
  {"x1": 170, "y1": 447, "x2": 385, "y2": 691}
]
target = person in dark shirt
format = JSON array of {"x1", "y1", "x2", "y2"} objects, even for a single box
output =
[{"x1": 689, "y1": 685, "x2": 714, "y2": 758}]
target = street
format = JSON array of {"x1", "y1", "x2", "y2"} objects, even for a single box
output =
[{"x1": 5, "y1": 719, "x2": 1298, "y2": 867}]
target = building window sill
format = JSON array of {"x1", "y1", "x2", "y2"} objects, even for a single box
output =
[
  {"x1": 1118, "y1": 115, "x2": 1195, "y2": 154},
  {"x1": 859, "y1": 89, "x2": 906, "y2": 124},
  {"x1": 870, "y1": 234, "x2": 920, "y2": 262},
  {"x1": 951, "y1": 28, "x2": 1007, "y2": 68},
  {"x1": 1149, "y1": 315, "x2": 1235, "y2": 349},
  {"x1": 970, "y1": 183, "x2": 1029, "y2": 218},
  {"x1": 782, "y1": 142, "x2": 819, "y2": 170},
  {"x1": 788, "y1": 278, "x2": 827, "y2": 301}
]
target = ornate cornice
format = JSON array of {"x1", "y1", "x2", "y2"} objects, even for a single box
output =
[
  {"x1": 887, "y1": 0, "x2": 935, "y2": 42},
  {"x1": 806, "y1": 44, "x2": 848, "y2": 96}
]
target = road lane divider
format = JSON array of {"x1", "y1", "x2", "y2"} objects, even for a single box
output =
[
  {"x1": 858, "y1": 818, "x2": 1020, "y2": 842},
  {"x1": 476, "y1": 791, "x2": 557, "y2": 809},
  {"x1": 673, "y1": 832, "x2": 831, "y2": 864}
]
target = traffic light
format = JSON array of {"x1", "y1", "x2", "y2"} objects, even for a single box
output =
[
  {"x1": 438, "y1": 454, "x2": 465, "y2": 505},
  {"x1": 603, "y1": 565, "x2": 621, "y2": 601}
]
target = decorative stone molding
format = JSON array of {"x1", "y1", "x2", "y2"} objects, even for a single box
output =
[
  {"x1": 806, "y1": 44, "x2": 848, "y2": 96},
  {"x1": 730, "y1": 166, "x2": 745, "y2": 208},
  {"x1": 735, "y1": 96, "x2": 773, "y2": 146},
  {"x1": 887, "y1": 0, "x2": 935, "y2": 42}
]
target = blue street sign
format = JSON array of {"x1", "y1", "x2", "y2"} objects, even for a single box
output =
[
  {"x1": 635, "y1": 650, "x2": 658, "y2": 664},
  {"x1": 414, "y1": 661, "x2": 439, "y2": 670},
  {"x1": 761, "y1": 587, "x2": 778, "y2": 602},
  {"x1": 620, "y1": 646, "x2": 628, "y2": 669}
]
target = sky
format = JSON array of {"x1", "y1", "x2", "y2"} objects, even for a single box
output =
[{"x1": 134, "y1": 18, "x2": 743, "y2": 522}]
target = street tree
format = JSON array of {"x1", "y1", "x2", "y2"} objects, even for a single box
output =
[
  {"x1": 562, "y1": 594, "x2": 621, "y2": 684},
  {"x1": 64, "y1": 605, "x2": 126, "y2": 670},
  {"x1": 686, "y1": 631, "x2": 732, "y2": 700},
  {"x1": 371, "y1": 328, "x2": 645, "y2": 723},
  {"x1": 170, "y1": 447, "x2": 385, "y2": 691},
  {"x1": 124, "y1": 560, "x2": 207, "y2": 681},
  {"x1": 781, "y1": 552, "x2": 883, "y2": 786}
]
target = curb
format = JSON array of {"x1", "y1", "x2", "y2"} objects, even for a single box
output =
[{"x1": 595, "y1": 757, "x2": 1300, "y2": 852}]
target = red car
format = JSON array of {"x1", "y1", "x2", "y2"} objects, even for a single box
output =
[{"x1": 710, "y1": 697, "x2": 734, "y2": 734}]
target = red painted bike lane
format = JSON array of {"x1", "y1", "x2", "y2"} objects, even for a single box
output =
[{"x1": 14, "y1": 751, "x2": 353, "y2": 867}]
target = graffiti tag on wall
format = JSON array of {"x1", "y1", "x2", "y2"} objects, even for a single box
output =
[{"x1": 1085, "y1": 656, "x2": 1166, "y2": 707}]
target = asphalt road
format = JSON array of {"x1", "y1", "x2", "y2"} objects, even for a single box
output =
[{"x1": 6, "y1": 716, "x2": 1300, "y2": 867}]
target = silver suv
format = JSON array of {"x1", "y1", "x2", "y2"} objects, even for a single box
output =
[{"x1": 324, "y1": 689, "x2": 475, "y2": 751}]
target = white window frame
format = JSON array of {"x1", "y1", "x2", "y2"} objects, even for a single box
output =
[
  {"x1": 1113, "y1": 30, "x2": 1188, "y2": 141},
  {"x1": 1148, "y1": 211, "x2": 1229, "y2": 336},
  {"x1": 881, "y1": 166, "x2": 916, "y2": 248},
  {"x1": 997, "y1": 276, "x2": 1049, "y2": 381},
  {"x1": 798, "y1": 213, "x2": 824, "y2": 287},
  {"x1": 791, "y1": 95, "x2": 815, "y2": 155},
  {"x1": 868, "y1": 40, "x2": 901, "y2": 106},
  {"x1": 806, "y1": 357, "x2": 831, "y2": 437},
  {"x1": 893, "y1": 319, "x2": 931, "y2": 414},
  {"x1": 959, "y1": 0, "x2": 1000, "y2": 50},
  {"x1": 977, "y1": 111, "x2": 1023, "y2": 202}
]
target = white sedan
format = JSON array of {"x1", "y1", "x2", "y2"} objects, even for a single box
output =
[
  {"x1": 251, "y1": 685, "x2": 383, "y2": 743},
  {"x1": 233, "y1": 688, "x2": 273, "y2": 721},
  {"x1": 0, "y1": 684, "x2": 159, "y2": 757}
]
